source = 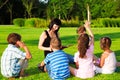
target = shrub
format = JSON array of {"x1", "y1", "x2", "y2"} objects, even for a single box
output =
[
  {"x1": 13, "y1": 18, "x2": 25, "y2": 27},
  {"x1": 93, "y1": 18, "x2": 120, "y2": 27},
  {"x1": 25, "y1": 18, "x2": 49, "y2": 28},
  {"x1": 25, "y1": 18, "x2": 35, "y2": 27},
  {"x1": 61, "y1": 17, "x2": 81, "y2": 27}
]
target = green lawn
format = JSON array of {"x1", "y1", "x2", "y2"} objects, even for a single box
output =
[{"x1": 0, "y1": 26, "x2": 120, "y2": 80}]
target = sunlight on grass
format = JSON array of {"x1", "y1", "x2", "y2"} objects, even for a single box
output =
[{"x1": 0, "y1": 26, "x2": 120, "y2": 80}]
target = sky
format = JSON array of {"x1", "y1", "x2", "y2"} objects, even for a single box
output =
[{"x1": 39, "y1": 0, "x2": 48, "y2": 3}]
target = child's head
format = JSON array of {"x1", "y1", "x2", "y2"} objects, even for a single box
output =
[
  {"x1": 7, "y1": 33, "x2": 21, "y2": 45},
  {"x1": 78, "y1": 33, "x2": 89, "y2": 58},
  {"x1": 50, "y1": 37, "x2": 61, "y2": 49},
  {"x1": 76, "y1": 26, "x2": 86, "y2": 35},
  {"x1": 100, "y1": 37, "x2": 111, "y2": 50}
]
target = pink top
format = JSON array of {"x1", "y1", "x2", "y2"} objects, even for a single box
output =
[{"x1": 74, "y1": 44, "x2": 95, "y2": 79}]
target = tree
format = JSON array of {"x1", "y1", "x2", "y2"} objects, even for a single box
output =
[
  {"x1": 0, "y1": 0, "x2": 9, "y2": 9},
  {"x1": 22, "y1": 0, "x2": 35, "y2": 18},
  {"x1": 47, "y1": 0, "x2": 74, "y2": 20},
  {"x1": 6, "y1": 0, "x2": 14, "y2": 24}
]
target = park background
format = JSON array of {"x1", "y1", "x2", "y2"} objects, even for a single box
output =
[{"x1": 0, "y1": 0, "x2": 120, "y2": 80}]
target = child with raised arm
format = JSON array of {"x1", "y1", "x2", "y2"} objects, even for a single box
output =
[
  {"x1": 95, "y1": 37, "x2": 117, "y2": 74},
  {"x1": 40, "y1": 37, "x2": 70, "y2": 80},
  {"x1": 69, "y1": 21, "x2": 95, "y2": 79},
  {"x1": 1, "y1": 33, "x2": 32, "y2": 79}
]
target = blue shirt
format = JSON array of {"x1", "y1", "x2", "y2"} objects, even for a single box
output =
[
  {"x1": 1, "y1": 44, "x2": 26, "y2": 77},
  {"x1": 44, "y1": 50, "x2": 70, "y2": 80}
]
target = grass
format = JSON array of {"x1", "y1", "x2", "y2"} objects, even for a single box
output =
[{"x1": 0, "y1": 25, "x2": 120, "y2": 80}]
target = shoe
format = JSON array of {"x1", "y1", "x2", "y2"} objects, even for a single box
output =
[
  {"x1": 19, "y1": 74, "x2": 29, "y2": 79},
  {"x1": 38, "y1": 63, "x2": 44, "y2": 72}
]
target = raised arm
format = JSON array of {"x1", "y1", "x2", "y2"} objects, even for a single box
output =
[
  {"x1": 84, "y1": 20, "x2": 94, "y2": 45},
  {"x1": 16, "y1": 41, "x2": 32, "y2": 59}
]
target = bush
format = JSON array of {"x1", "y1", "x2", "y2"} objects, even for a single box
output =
[
  {"x1": 25, "y1": 18, "x2": 35, "y2": 27},
  {"x1": 61, "y1": 17, "x2": 82, "y2": 27},
  {"x1": 35, "y1": 18, "x2": 49, "y2": 28},
  {"x1": 92, "y1": 18, "x2": 120, "y2": 28},
  {"x1": 13, "y1": 18, "x2": 25, "y2": 27},
  {"x1": 25, "y1": 18, "x2": 49, "y2": 28}
]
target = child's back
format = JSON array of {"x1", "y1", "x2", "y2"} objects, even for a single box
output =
[
  {"x1": 44, "y1": 50, "x2": 70, "y2": 79},
  {"x1": 74, "y1": 44, "x2": 95, "y2": 78},
  {"x1": 43, "y1": 37, "x2": 70, "y2": 80},
  {"x1": 101, "y1": 52, "x2": 116, "y2": 74}
]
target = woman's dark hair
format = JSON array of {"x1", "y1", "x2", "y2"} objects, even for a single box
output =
[
  {"x1": 78, "y1": 33, "x2": 89, "y2": 58},
  {"x1": 100, "y1": 37, "x2": 111, "y2": 50},
  {"x1": 7, "y1": 33, "x2": 21, "y2": 45},
  {"x1": 48, "y1": 18, "x2": 61, "y2": 32}
]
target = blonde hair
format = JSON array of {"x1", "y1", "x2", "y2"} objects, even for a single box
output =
[{"x1": 50, "y1": 37, "x2": 61, "y2": 49}]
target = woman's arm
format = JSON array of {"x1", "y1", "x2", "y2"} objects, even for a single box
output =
[{"x1": 38, "y1": 32, "x2": 52, "y2": 51}]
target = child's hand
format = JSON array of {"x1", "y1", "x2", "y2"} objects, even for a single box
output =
[
  {"x1": 16, "y1": 41, "x2": 26, "y2": 48},
  {"x1": 84, "y1": 20, "x2": 90, "y2": 28}
]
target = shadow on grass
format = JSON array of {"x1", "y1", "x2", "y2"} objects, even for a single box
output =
[
  {"x1": 24, "y1": 35, "x2": 77, "y2": 46},
  {"x1": 0, "y1": 42, "x2": 7, "y2": 45},
  {"x1": 94, "y1": 32, "x2": 120, "y2": 41},
  {"x1": 26, "y1": 66, "x2": 43, "y2": 76},
  {"x1": 115, "y1": 50, "x2": 120, "y2": 57},
  {"x1": 24, "y1": 40, "x2": 39, "y2": 46},
  {"x1": 61, "y1": 35, "x2": 77, "y2": 45}
]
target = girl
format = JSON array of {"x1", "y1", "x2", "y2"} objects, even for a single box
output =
[
  {"x1": 69, "y1": 21, "x2": 95, "y2": 79},
  {"x1": 95, "y1": 37, "x2": 117, "y2": 74}
]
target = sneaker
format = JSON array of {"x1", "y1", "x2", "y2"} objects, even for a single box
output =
[{"x1": 38, "y1": 63, "x2": 44, "y2": 72}]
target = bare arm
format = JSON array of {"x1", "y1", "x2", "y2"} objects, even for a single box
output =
[
  {"x1": 99, "y1": 53, "x2": 107, "y2": 67},
  {"x1": 16, "y1": 41, "x2": 32, "y2": 59},
  {"x1": 84, "y1": 21, "x2": 94, "y2": 45},
  {"x1": 75, "y1": 61, "x2": 79, "y2": 69},
  {"x1": 38, "y1": 32, "x2": 52, "y2": 51}
]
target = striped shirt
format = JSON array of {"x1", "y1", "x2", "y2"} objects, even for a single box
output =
[
  {"x1": 44, "y1": 50, "x2": 70, "y2": 80},
  {"x1": 1, "y1": 44, "x2": 26, "y2": 77}
]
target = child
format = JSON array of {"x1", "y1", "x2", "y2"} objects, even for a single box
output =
[
  {"x1": 77, "y1": 24, "x2": 98, "y2": 62},
  {"x1": 40, "y1": 37, "x2": 70, "y2": 80},
  {"x1": 76, "y1": 26, "x2": 86, "y2": 35},
  {"x1": 69, "y1": 21, "x2": 95, "y2": 79},
  {"x1": 95, "y1": 37, "x2": 117, "y2": 74},
  {"x1": 1, "y1": 33, "x2": 32, "y2": 79}
]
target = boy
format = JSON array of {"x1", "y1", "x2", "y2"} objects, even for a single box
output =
[
  {"x1": 1, "y1": 33, "x2": 32, "y2": 79},
  {"x1": 40, "y1": 37, "x2": 70, "y2": 80}
]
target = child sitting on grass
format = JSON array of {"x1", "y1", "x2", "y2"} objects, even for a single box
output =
[
  {"x1": 1, "y1": 33, "x2": 32, "y2": 79},
  {"x1": 95, "y1": 37, "x2": 117, "y2": 74},
  {"x1": 39, "y1": 37, "x2": 70, "y2": 80},
  {"x1": 69, "y1": 21, "x2": 95, "y2": 79}
]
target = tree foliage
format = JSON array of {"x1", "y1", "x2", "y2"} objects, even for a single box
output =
[{"x1": 0, "y1": 0, "x2": 120, "y2": 24}]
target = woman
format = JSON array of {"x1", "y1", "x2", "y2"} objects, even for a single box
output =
[{"x1": 38, "y1": 18, "x2": 74, "y2": 71}]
